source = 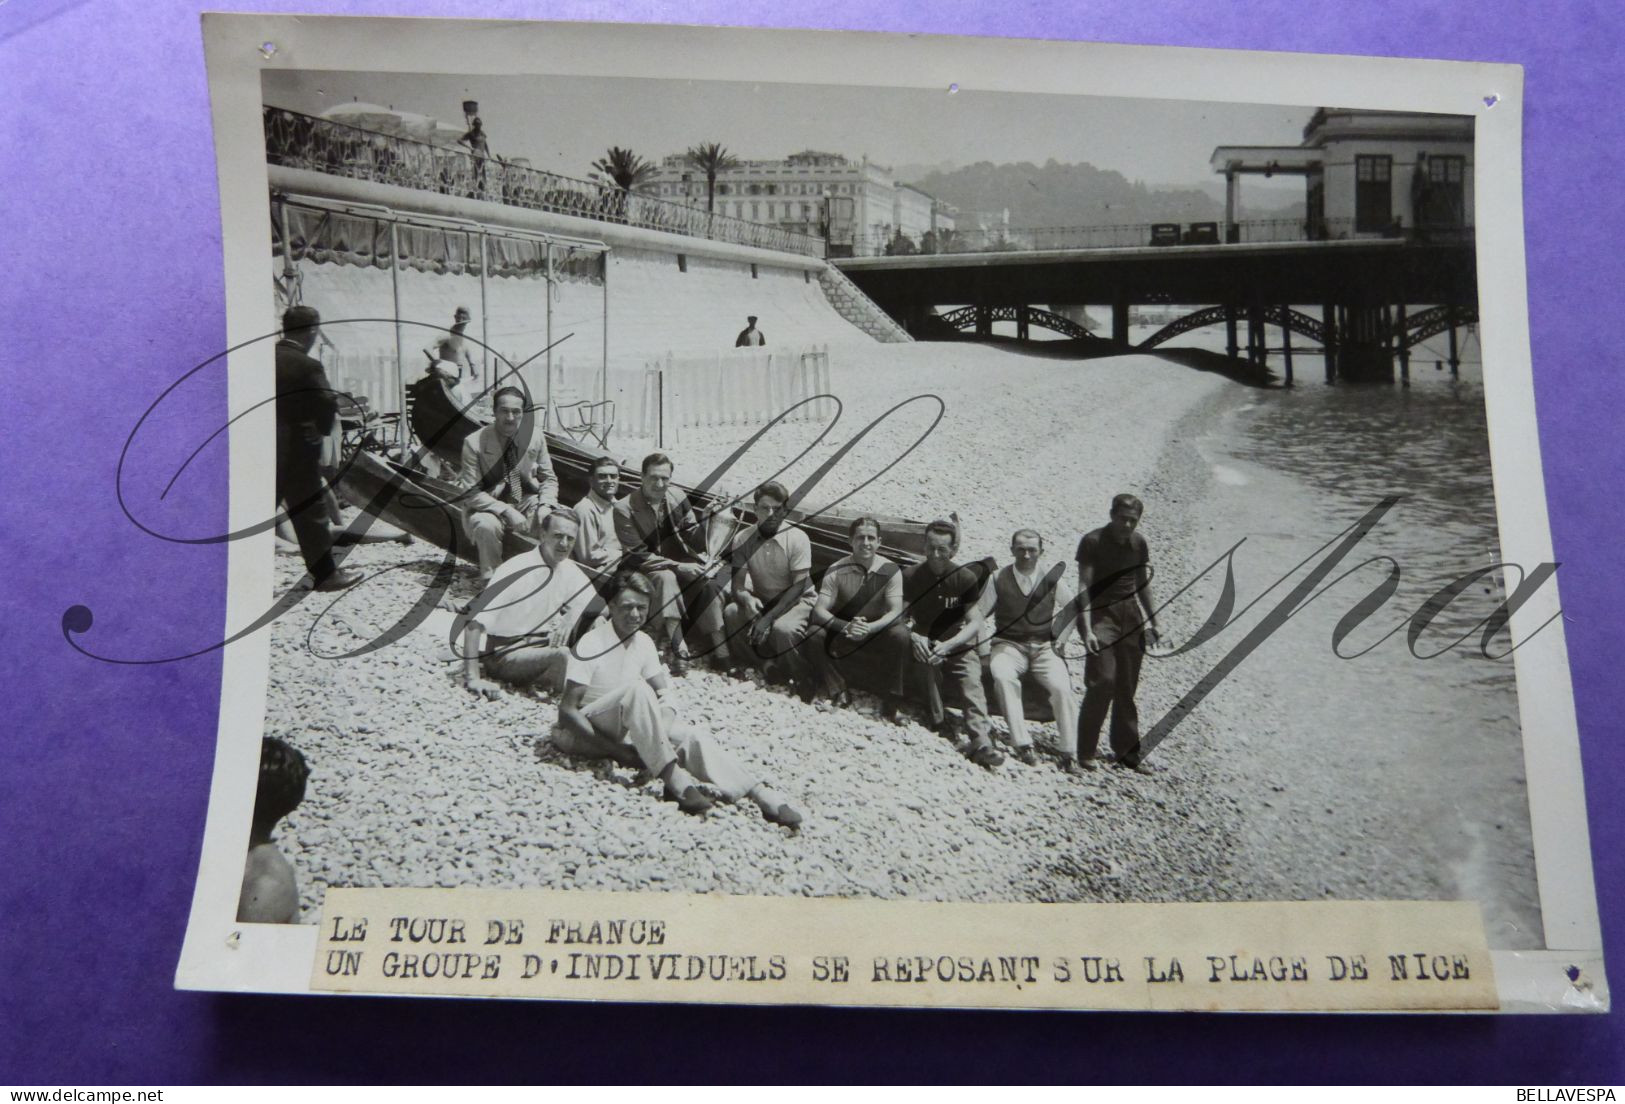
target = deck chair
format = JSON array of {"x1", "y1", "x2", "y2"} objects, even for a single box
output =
[{"x1": 553, "y1": 399, "x2": 615, "y2": 449}]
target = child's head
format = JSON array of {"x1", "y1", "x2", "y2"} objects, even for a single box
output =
[{"x1": 251, "y1": 737, "x2": 309, "y2": 837}]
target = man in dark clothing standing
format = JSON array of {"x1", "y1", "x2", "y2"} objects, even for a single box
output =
[
  {"x1": 1075, "y1": 493, "x2": 1160, "y2": 770},
  {"x1": 734, "y1": 315, "x2": 766, "y2": 347},
  {"x1": 275, "y1": 305, "x2": 360, "y2": 592}
]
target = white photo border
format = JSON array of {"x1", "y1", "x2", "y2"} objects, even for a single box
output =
[{"x1": 177, "y1": 13, "x2": 1602, "y2": 1012}]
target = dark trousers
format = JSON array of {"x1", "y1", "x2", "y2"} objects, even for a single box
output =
[
  {"x1": 803, "y1": 620, "x2": 909, "y2": 698},
  {"x1": 276, "y1": 426, "x2": 337, "y2": 583},
  {"x1": 905, "y1": 643, "x2": 991, "y2": 740},
  {"x1": 1077, "y1": 600, "x2": 1146, "y2": 761}
]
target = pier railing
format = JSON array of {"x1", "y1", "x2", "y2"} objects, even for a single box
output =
[
  {"x1": 263, "y1": 106, "x2": 826, "y2": 259},
  {"x1": 855, "y1": 217, "x2": 1402, "y2": 255}
]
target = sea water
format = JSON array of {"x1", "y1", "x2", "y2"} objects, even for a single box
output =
[{"x1": 1160, "y1": 322, "x2": 1542, "y2": 948}]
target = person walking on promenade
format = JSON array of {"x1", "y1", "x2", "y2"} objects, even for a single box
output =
[
  {"x1": 275, "y1": 305, "x2": 360, "y2": 592},
  {"x1": 463, "y1": 509, "x2": 597, "y2": 699},
  {"x1": 553, "y1": 571, "x2": 804, "y2": 826},
  {"x1": 723, "y1": 481, "x2": 817, "y2": 683},
  {"x1": 459, "y1": 386, "x2": 560, "y2": 585},
  {"x1": 978, "y1": 529, "x2": 1082, "y2": 772},
  {"x1": 1076, "y1": 494, "x2": 1162, "y2": 772},
  {"x1": 571, "y1": 455, "x2": 624, "y2": 573},
  {"x1": 900, "y1": 519, "x2": 1003, "y2": 769},
  {"x1": 611, "y1": 452, "x2": 727, "y2": 675},
  {"x1": 458, "y1": 116, "x2": 491, "y2": 192},
  {"x1": 801, "y1": 516, "x2": 910, "y2": 714},
  {"x1": 734, "y1": 315, "x2": 766, "y2": 347}
]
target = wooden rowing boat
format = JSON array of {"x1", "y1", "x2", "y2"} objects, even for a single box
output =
[
  {"x1": 335, "y1": 374, "x2": 930, "y2": 576},
  {"x1": 335, "y1": 375, "x2": 1059, "y2": 724}
]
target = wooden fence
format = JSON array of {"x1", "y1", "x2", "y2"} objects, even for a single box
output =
[{"x1": 625, "y1": 346, "x2": 834, "y2": 444}]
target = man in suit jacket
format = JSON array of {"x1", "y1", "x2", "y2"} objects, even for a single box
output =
[
  {"x1": 275, "y1": 305, "x2": 360, "y2": 592},
  {"x1": 611, "y1": 451, "x2": 726, "y2": 675},
  {"x1": 459, "y1": 385, "x2": 560, "y2": 583}
]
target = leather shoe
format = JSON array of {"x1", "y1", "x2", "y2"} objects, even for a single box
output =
[
  {"x1": 314, "y1": 567, "x2": 364, "y2": 591},
  {"x1": 666, "y1": 782, "x2": 713, "y2": 815}
]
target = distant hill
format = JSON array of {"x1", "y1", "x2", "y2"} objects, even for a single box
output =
[{"x1": 906, "y1": 159, "x2": 1302, "y2": 228}]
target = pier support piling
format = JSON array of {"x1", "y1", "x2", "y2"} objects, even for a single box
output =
[
  {"x1": 1281, "y1": 306, "x2": 1294, "y2": 387},
  {"x1": 1396, "y1": 303, "x2": 1410, "y2": 388},
  {"x1": 1447, "y1": 306, "x2": 1460, "y2": 377},
  {"x1": 1225, "y1": 303, "x2": 1239, "y2": 361},
  {"x1": 1323, "y1": 302, "x2": 1338, "y2": 384}
]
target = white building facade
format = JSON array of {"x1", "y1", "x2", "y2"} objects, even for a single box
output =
[{"x1": 646, "y1": 151, "x2": 952, "y2": 256}]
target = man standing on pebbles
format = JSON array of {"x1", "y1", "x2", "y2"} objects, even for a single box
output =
[
  {"x1": 462, "y1": 509, "x2": 596, "y2": 699},
  {"x1": 275, "y1": 305, "x2": 360, "y2": 592},
  {"x1": 553, "y1": 572, "x2": 803, "y2": 826},
  {"x1": 1076, "y1": 494, "x2": 1161, "y2": 773}
]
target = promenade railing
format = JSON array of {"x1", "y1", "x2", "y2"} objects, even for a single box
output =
[
  {"x1": 853, "y1": 217, "x2": 1394, "y2": 256},
  {"x1": 263, "y1": 106, "x2": 826, "y2": 259}
]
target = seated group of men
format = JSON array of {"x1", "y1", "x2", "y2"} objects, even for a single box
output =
[
  {"x1": 456, "y1": 388, "x2": 1162, "y2": 798},
  {"x1": 719, "y1": 493, "x2": 1161, "y2": 776}
]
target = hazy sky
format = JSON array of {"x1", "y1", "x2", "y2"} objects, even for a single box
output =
[{"x1": 263, "y1": 70, "x2": 1314, "y2": 197}]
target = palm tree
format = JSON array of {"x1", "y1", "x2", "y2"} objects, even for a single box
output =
[
  {"x1": 684, "y1": 142, "x2": 741, "y2": 215},
  {"x1": 590, "y1": 146, "x2": 655, "y2": 192}
]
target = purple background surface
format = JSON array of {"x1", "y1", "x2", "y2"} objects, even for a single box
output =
[{"x1": 2, "y1": 0, "x2": 1621, "y2": 1085}]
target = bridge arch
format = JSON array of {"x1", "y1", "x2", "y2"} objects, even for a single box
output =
[
  {"x1": 1137, "y1": 305, "x2": 1328, "y2": 351},
  {"x1": 936, "y1": 305, "x2": 1110, "y2": 343}
]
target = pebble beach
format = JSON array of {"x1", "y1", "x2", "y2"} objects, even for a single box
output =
[{"x1": 265, "y1": 340, "x2": 1539, "y2": 947}]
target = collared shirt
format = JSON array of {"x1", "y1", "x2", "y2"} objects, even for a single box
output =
[
  {"x1": 1076, "y1": 527, "x2": 1151, "y2": 605},
  {"x1": 566, "y1": 619, "x2": 663, "y2": 698},
  {"x1": 817, "y1": 553, "x2": 903, "y2": 623},
  {"x1": 732, "y1": 524, "x2": 813, "y2": 600},
  {"x1": 572, "y1": 491, "x2": 622, "y2": 568},
  {"x1": 473, "y1": 551, "x2": 593, "y2": 641}
]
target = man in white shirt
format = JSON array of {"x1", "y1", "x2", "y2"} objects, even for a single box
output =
[
  {"x1": 977, "y1": 528, "x2": 1083, "y2": 773},
  {"x1": 723, "y1": 481, "x2": 816, "y2": 682},
  {"x1": 462, "y1": 510, "x2": 597, "y2": 698},
  {"x1": 553, "y1": 572, "x2": 804, "y2": 826}
]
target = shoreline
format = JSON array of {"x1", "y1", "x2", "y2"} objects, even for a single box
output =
[{"x1": 1145, "y1": 377, "x2": 1541, "y2": 948}]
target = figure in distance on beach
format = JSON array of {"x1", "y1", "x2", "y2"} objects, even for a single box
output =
[{"x1": 734, "y1": 314, "x2": 766, "y2": 347}]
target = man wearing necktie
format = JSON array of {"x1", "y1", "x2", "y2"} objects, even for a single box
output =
[{"x1": 459, "y1": 386, "x2": 560, "y2": 583}]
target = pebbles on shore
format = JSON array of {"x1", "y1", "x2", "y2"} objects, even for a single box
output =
[{"x1": 269, "y1": 343, "x2": 1253, "y2": 920}]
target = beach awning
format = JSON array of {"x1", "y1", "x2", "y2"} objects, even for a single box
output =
[{"x1": 1209, "y1": 146, "x2": 1323, "y2": 175}]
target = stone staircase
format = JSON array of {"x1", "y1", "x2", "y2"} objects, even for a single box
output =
[{"x1": 817, "y1": 264, "x2": 914, "y2": 343}]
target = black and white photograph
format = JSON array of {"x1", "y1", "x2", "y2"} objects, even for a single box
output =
[{"x1": 173, "y1": 15, "x2": 1602, "y2": 1010}]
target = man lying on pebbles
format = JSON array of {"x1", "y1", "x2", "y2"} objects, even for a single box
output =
[{"x1": 551, "y1": 571, "x2": 805, "y2": 828}]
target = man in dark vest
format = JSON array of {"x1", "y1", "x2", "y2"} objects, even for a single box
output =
[
  {"x1": 978, "y1": 528, "x2": 1081, "y2": 772},
  {"x1": 275, "y1": 305, "x2": 360, "y2": 591},
  {"x1": 1076, "y1": 494, "x2": 1161, "y2": 772},
  {"x1": 801, "y1": 516, "x2": 909, "y2": 712}
]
